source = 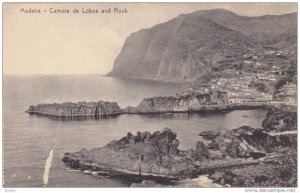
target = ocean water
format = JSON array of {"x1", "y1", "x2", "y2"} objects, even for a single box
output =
[{"x1": 3, "y1": 75, "x2": 268, "y2": 187}]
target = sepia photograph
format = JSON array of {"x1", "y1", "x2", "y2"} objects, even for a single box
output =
[{"x1": 2, "y1": 2, "x2": 298, "y2": 189}]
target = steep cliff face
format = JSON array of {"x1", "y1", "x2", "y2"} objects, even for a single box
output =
[
  {"x1": 107, "y1": 9, "x2": 296, "y2": 82},
  {"x1": 27, "y1": 101, "x2": 122, "y2": 117}
]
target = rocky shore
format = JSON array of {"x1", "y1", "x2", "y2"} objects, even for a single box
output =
[
  {"x1": 62, "y1": 107, "x2": 297, "y2": 187},
  {"x1": 262, "y1": 107, "x2": 297, "y2": 132},
  {"x1": 63, "y1": 128, "x2": 195, "y2": 178},
  {"x1": 26, "y1": 101, "x2": 122, "y2": 117}
]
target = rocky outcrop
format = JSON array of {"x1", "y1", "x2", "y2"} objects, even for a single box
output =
[
  {"x1": 26, "y1": 101, "x2": 122, "y2": 117},
  {"x1": 199, "y1": 125, "x2": 296, "y2": 160},
  {"x1": 238, "y1": 129, "x2": 297, "y2": 153},
  {"x1": 107, "y1": 9, "x2": 296, "y2": 82},
  {"x1": 63, "y1": 128, "x2": 196, "y2": 178},
  {"x1": 209, "y1": 151, "x2": 297, "y2": 187},
  {"x1": 61, "y1": 105, "x2": 297, "y2": 187},
  {"x1": 129, "y1": 92, "x2": 231, "y2": 113},
  {"x1": 134, "y1": 94, "x2": 210, "y2": 113},
  {"x1": 62, "y1": 127, "x2": 266, "y2": 182},
  {"x1": 207, "y1": 121, "x2": 297, "y2": 187},
  {"x1": 63, "y1": 123, "x2": 297, "y2": 186},
  {"x1": 63, "y1": 122, "x2": 296, "y2": 174},
  {"x1": 262, "y1": 107, "x2": 297, "y2": 132},
  {"x1": 202, "y1": 126, "x2": 263, "y2": 160}
]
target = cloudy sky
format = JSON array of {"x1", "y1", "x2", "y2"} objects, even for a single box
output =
[{"x1": 3, "y1": 3, "x2": 297, "y2": 75}]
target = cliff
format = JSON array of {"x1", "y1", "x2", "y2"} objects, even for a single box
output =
[
  {"x1": 107, "y1": 9, "x2": 296, "y2": 82},
  {"x1": 27, "y1": 100, "x2": 122, "y2": 117}
]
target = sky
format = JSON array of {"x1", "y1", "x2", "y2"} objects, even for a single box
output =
[{"x1": 3, "y1": 3, "x2": 297, "y2": 75}]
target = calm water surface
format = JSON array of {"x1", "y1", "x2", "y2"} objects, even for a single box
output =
[{"x1": 3, "y1": 75, "x2": 267, "y2": 187}]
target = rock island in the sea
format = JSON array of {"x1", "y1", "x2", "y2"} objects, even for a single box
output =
[{"x1": 26, "y1": 101, "x2": 122, "y2": 117}]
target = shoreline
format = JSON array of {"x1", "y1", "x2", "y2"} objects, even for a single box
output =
[{"x1": 62, "y1": 153, "x2": 278, "y2": 182}]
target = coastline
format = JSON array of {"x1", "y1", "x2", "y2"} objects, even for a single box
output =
[{"x1": 62, "y1": 152, "x2": 277, "y2": 181}]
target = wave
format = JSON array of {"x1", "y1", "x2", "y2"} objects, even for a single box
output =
[{"x1": 43, "y1": 147, "x2": 54, "y2": 187}]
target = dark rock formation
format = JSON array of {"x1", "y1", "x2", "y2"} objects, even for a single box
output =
[
  {"x1": 201, "y1": 126, "x2": 261, "y2": 159},
  {"x1": 209, "y1": 150, "x2": 297, "y2": 187},
  {"x1": 207, "y1": 141, "x2": 220, "y2": 151},
  {"x1": 204, "y1": 125, "x2": 296, "y2": 159},
  {"x1": 189, "y1": 141, "x2": 210, "y2": 162},
  {"x1": 226, "y1": 126, "x2": 256, "y2": 138},
  {"x1": 63, "y1": 128, "x2": 196, "y2": 178},
  {"x1": 135, "y1": 94, "x2": 212, "y2": 113},
  {"x1": 208, "y1": 118, "x2": 297, "y2": 187},
  {"x1": 199, "y1": 130, "x2": 221, "y2": 140},
  {"x1": 107, "y1": 9, "x2": 296, "y2": 82},
  {"x1": 240, "y1": 129, "x2": 297, "y2": 153},
  {"x1": 26, "y1": 101, "x2": 122, "y2": 117},
  {"x1": 131, "y1": 92, "x2": 230, "y2": 113},
  {"x1": 225, "y1": 138, "x2": 252, "y2": 159},
  {"x1": 62, "y1": 125, "x2": 296, "y2": 186},
  {"x1": 262, "y1": 107, "x2": 297, "y2": 132}
]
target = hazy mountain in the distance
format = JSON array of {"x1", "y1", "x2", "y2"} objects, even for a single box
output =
[{"x1": 107, "y1": 9, "x2": 297, "y2": 82}]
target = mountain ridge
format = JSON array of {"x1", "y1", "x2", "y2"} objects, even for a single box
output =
[{"x1": 107, "y1": 9, "x2": 297, "y2": 82}]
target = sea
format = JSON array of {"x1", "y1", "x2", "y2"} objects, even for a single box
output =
[{"x1": 3, "y1": 75, "x2": 268, "y2": 187}]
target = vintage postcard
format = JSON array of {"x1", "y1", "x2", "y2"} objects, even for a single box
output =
[{"x1": 2, "y1": 2, "x2": 297, "y2": 189}]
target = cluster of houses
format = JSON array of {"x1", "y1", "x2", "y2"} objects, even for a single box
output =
[
  {"x1": 207, "y1": 76, "x2": 274, "y2": 104},
  {"x1": 183, "y1": 74, "x2": 296, "y2": 105},
  {"x1": 188, "y1": 74, "x2": 297, "y2": 105},
  {"x1": 180, "y1": 50, "x2": 297, "y2": 105}
]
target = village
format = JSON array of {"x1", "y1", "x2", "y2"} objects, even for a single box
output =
[{"x1": 182, "y1": 50, "x2": 297, "y2": 106}]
